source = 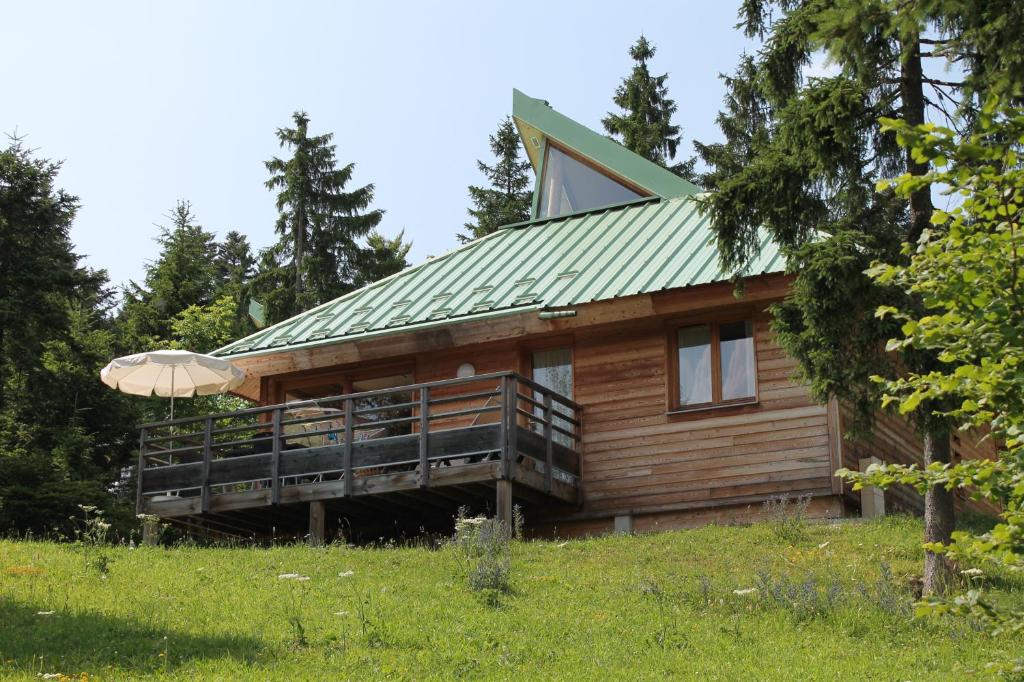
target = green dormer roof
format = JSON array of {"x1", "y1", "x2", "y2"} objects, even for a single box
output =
[{"x1": 511, "y1": 89, "x2": 701, "y2": 217}]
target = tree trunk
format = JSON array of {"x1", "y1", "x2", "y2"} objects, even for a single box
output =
[
  {"x1": 901, "y1": 32, "x2": 956, "y2": 595},
  {"x1": 294, "y1": 206, "x2": 306, "y2": 313},
  {"x1": 922, "y1": 423, "x2": 955, "y2": 594},
  {"x1": 901, "y1": 37, "x2": 933, "y2": 245}
]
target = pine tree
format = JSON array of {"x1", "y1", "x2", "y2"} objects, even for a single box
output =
[
  {"x1": 119, "y1": 201, "x2": 218, "y2": 346},
  {"x1": 460, "y1": 117, "x2": 532, "y2": 243},
  {"x1": 696, "y1": 0, "x2": 1024, "y2": 594},
  {"x1": 265, "y1": 111, "x2": 384, "y2": 316},
  {"x1": 603, "y1": 36, "x2": 695, "y2": 179}
]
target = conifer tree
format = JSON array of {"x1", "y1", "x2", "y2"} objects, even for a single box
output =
[
  {"x1": 213, "y1": 230, "x2": 256, "y2": 336},
  {"x1": 697, "y1": 0, "x2": 1024, "y2": 594},
  {"x1": 119, "y1": 201, "x2": 217, "y2": 346},
  {"x1": 265, "y1": 111, "x2": 384, "y2": 315},
  {"x1": 214, "y1": 230, "x2": 254, "y2": 298},
  {"x1": 355, "y1": 230, "x2": 411, "y2": 287},
  {"x1": 603, "y1": 36, "x2": 695, "y2": 179},
  {"x1": 460, "y1": 117, "x2": 532, "y2": 243},
  {"x1": 0, "y1": 138, "x2": 137, "y2": 534}
]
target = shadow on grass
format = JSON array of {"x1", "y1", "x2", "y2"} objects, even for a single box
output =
[{"x1": 0, "y1": 598, "x2": 264, "y2": 675}]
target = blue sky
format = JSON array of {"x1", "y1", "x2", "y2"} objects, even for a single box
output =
[{"x1": 3, "y1": 1, "x2": 759, "y2": 291}]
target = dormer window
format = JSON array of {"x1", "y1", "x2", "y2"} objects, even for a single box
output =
[{"x1": 537, "y1": 144, "x2": 643, "y2": 219}]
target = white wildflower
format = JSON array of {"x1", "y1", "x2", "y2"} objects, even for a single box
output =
[
  {"x1": 41, "y1": 674, "x2": 64, "y2": 679},
  {"x1": 733, "y1": 588, "x2": 758, "y2": 596},
  {"x1": 961, "y1": 568, "x2": 984, "y2": 577}
]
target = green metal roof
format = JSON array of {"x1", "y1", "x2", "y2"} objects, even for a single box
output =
[
  {"x1": 511, "y1": 89, "x2": 702, "y2": 209},
  {"x1": 214, "y1": 196, "x2": 785, "y2": 359}
]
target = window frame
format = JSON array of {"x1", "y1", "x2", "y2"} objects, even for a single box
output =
[
  {"x1": 536, "y1": 140, "x2": 650, "y2": 219},
  {"x1": 666, "y1": 316, "x2": 759, "y2": 414}
]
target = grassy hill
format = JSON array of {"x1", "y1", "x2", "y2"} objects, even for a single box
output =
[{"x1": 1, "y1": 514, "x2": 1021, "y2": 680}]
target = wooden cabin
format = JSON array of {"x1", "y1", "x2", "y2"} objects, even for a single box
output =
[{"x1": 134, "y1": 90, "x2": 979, "y2": 541}]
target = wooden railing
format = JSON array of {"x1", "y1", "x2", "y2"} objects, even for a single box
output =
[{"x1": 136, "y1": 372, "x2": 582, "y2": 513}]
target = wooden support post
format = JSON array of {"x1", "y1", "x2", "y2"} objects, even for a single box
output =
[
  {"x1": 543, "y1": 392, "x2": 553, "y2": 494},
  {"x1": 141, "y1": 516, "x2": 159, "y2": 546},
  {"x1": 859, "y1": 456, "x2": 886, "y2": 519},
  {"x1": 343, "y1": 398, "x2": 354, "y2": 497},
  {"x1": 826, "y1": 398, "x2": 845, "y2": 494},
  {"x1": 135, "y1": 427, "x2": 147, "y2": 515},
  {"x1": 419, "y1": 386, "x2": 430, "y2": 488},
  {"x1": 497, "y1": 375, "x2": 508, "y2": 467},
  {"x1": 271, "y1": 408, "x2": 282, "y2": 505},
  {"x1": 503, "y1": 377, "x2": 518, "y2": 480},
  {"x1": 614, "y1": 514, "x2": 633, "y2": 535},
  {"x1": 308, "y1": 500, "x2": 326, "y2": 546},
  {"x1": 200, "y1": 416, "x2": 213, "y2": 513},
  {"x1": 495, "y1": 479, "x2": 513, "y2": 533}
]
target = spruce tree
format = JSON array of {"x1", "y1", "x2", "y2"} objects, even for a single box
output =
[
  {"x1": 265, "y1": 111, "x2": 384, "y2": 315},
  {"x1": 119, "y1": 201, "x2": 217, "y2": 346},
  {"x1": 0, "y1": 138, "x2": 137, "y2": 534},
  {"x1": 213, "y1": 230, "x2": 256, "y2": 336},
  {"x1": 460, "y1": 117, "x2": 532, "y2": 243},
  {"x1": 214, "y1": 230, "x2": 254, "y2": 298},
  {"x1": 696, "y1": 0, "x2": 1024, "y2": 594},
  {"x1": 354, "y1": 230, "x2": 411, "y2": 288},
  {"x1": 603, "y1": 36, "x2": 695, "y2": 179}
]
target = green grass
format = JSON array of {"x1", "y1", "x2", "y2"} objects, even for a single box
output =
[{"x1": 1, "y1": 515, "x2": 1021, "y2": 680}]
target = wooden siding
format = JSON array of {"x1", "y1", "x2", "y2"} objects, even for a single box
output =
[
  {"x1": 841, "y1": 406, "x2": 998, "y2": 516},
  {"x1": 571, "y1": 315, "x2": 834, "y2": 520},
  {"x1": 245, "y1": 276, "x2": 847, "y2": 533}
]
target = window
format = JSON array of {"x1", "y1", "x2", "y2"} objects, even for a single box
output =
[
  {"x1": 537, "y1": 144, "x2": 643, "y2": 219},
  {"x1": 531, "y1": 347, "x2": 574, "y2": 446},
  {"x1": 671, "y1": 320, "x2": 756, "y2": 410}
]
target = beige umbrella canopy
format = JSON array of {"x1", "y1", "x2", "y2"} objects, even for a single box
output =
[{"x1": 100, "y1": 349, "x2": 245, "y2": 420}]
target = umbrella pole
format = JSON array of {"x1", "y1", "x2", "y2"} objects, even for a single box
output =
[{"x1": 169, "y1": 369, "x2": 175, "y2": 444}]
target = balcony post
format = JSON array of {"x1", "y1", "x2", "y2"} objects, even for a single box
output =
[
  {"x1": 135, "y1": 427, "x2": 147, "y2": 515},
  {"x1": 418, "y1": 386, "x2": 430, "y2": 488},
  {"x1": 343, "y1": 398, "x2": 354, "y2": 497},
  {"x1": 496, "y1": 479, "x2": 513, "y2": 533},
  {"x1": 543, "y1": 392, "x2": 553, "y2": 494},
  {"x1": 271, "y1": 408, "x2": 282, "y2": 505},
  {"x1": 200, "y1": 416, "x2": 213, "y2": 513},
  {"x1": 503, "y1": 376, "x2": 518, "y2": 480},
  {"x1": 309, "y1": 500, "x2": 326, "y2": 546}
]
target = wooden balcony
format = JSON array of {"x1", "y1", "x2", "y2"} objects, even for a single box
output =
[{"x1": 136, "y1": 372, "x2": 581, "y2": 539}]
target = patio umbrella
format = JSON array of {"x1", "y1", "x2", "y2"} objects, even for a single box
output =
[{"x1": 100, "y1": 349, "x2": 245, "y2": 420}]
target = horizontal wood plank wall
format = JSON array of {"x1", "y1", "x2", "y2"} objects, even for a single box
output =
[
  {"x1": 249, "y1": 290, "x2": 844, "y2": 531},
  {"x1": 573, "y1": 314, "x2": 834, "y2": 519},
  {"x1": 841, "y1": 406, "x2": 998, "y2": 516}
]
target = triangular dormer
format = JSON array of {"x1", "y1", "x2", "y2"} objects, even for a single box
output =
[{"x1": 512, "y1": 89, "x2": 700, "y2": 220}]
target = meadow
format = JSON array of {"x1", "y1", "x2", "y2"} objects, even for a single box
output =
[{"x1": 1, "y1": 514, "x2": 1021, "y2": 680}]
